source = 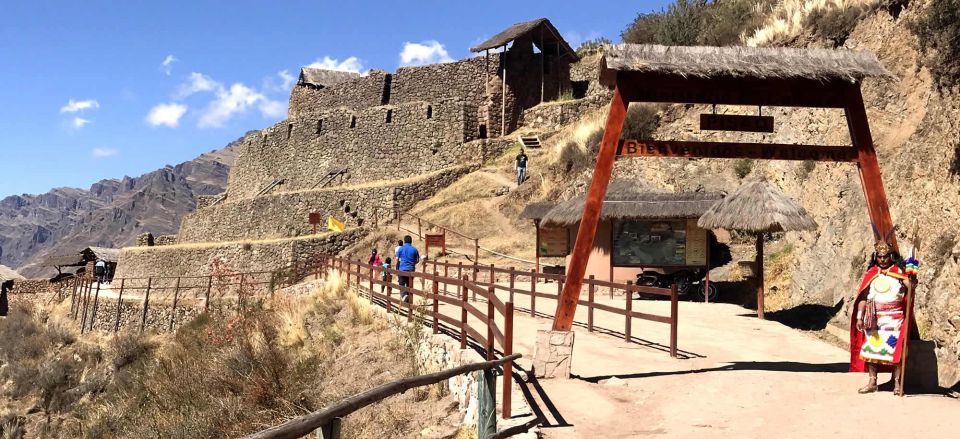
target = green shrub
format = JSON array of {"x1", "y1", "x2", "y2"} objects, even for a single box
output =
[
  {"x1": 576, "y1": 37, "x2": 612, "y2": 57},
  {"x1": 909, "y1": 0, "x2": 960, "y2": 89},
  {"x1": 733, "y1": 159, "x2": 754, "y2": 179},
  {"x1": 622, "y1": 0, "x2": 774, "y2": 46},
  {"x1": 620, "y1": 104, "x2": 661, "y2": 140},
  {"x1": 796, "y1": 160, "x2": 817, "y2": 180},
  {"x1": 806, "y1": 3, "x2": 872, "y2": 47}
]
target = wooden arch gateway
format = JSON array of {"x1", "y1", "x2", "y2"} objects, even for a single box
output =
[{"x1": 553, "y1": 44, "x2": 897, "y2": 331}]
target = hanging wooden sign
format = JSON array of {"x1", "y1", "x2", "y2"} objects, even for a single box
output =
[
  {"x1": 700, "y1": 113, "x2": 774, "y2": 133},
  {"x1": 425, "y1": 233, "x2": 446, "y2": 256},
  {"x1": 617, "y1": 140, "x2": 858, "y2": 162},
  {"x1": 308, "y1": 213, "x2": 322, "y2": 225}
]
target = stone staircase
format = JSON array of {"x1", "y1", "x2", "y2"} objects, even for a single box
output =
[{"x1": 517, "y1": 135, "x2": 542, "y2": 149}]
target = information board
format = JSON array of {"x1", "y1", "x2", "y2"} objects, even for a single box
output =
[
  {"x1": 538, "y1": 227, "x2": 569, "y2": 257},
  {"x1": 685, "y1": 219, "x2": 708, "y2": 266}
]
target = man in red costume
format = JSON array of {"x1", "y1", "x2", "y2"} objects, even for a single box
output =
[{"x1": 849, "y1": 238, "x2": 917, "y2": 395}]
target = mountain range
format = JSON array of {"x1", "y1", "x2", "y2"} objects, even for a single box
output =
[{"x1": 0, "y1": 134, "x2": 249, "y2": 277}]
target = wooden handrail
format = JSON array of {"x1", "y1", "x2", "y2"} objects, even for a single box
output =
[{"x1": 242, "y1": 354, "x2": 522, "y2": 439}]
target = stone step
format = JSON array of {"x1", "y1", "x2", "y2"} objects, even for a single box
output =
[{"x1": 517, "y1": 135, "x2": 542, "y2": 148}]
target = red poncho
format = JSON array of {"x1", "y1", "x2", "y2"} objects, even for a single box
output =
[{"x1": 848, "y1": 264, "x2": 915, "y2": 372}]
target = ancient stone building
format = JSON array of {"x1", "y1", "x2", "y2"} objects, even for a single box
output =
[{"x1": 117, "y1": 18, "x2": 591, "y2": 280}]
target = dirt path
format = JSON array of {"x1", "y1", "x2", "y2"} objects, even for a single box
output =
[{"x1": 403, "y1": 280, "x2": 959, "y2": 438}]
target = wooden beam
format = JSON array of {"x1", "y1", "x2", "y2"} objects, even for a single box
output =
[
  {"x1": 617, "y1": 140, "x2": 859, "y2": 162},
  {"x1": 615, "y1": 72, "x2": 852, "y2": 108},
  {"x1": 844, "y1": 86, "x2": 897, "y2": 249},
  {"x1": 552, "y1": 86, "x2": 628, "y2": 331}
]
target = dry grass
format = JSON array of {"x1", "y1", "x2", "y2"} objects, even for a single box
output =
[{"x1": 746, "y1": 0, "x2": 882, "y2": 47}]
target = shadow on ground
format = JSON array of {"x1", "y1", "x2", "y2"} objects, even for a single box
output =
[{"x1": 575, "y1": 360, "x2": 850, "y2": 383}]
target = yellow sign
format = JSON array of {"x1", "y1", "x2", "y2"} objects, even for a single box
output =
[
  {"x1": 685, "y1": 219, "x2": 707, "y2": 266},
  {"x1": 327, "y1": 216, "x2": 345, "y2": 232}
]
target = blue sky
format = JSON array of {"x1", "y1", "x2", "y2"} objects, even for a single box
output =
[{"x1": 0, "y1": 1, "x2": 671, "y2": 197}]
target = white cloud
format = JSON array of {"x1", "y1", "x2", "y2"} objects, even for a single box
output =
[
  {"x1": 60, "y1": 99, "x2": 99, "y2": 113},
  {"x1": 160, "y1": 54, "x2": 178, "y2": 75},
  {"x1": 91, "y1": 148, "x2": 118, "y2": 158},
  {"x1": 146, "y1": 103, "x2": 188, "y2": 127},
  {"x1": 198, "y1": 83, "x2": 267, "y2": 128},
  {"x1": 278, "y1": 70, "x2": 296, "y2": 90},
  {"x1": 72, "y1": 117, "x2": 92, "y2": 128},
  {"x1": 306, "y1": 56, "x2": 363, "y2": 73},
  {"x1": 563, "y1": 31, "x2": 602, "y2": 51},
  {"x1": 176, "y1": 72, "x2": 221, "y2": 98},
  {"x1": 259, "y1": 100, "x2": 286, "y2": 119},
  {"x1": 399, "y1": 41, "x2": 454, "y2": 66}
]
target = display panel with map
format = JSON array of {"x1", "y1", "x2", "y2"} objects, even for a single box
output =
[
  {"x1": 538, "y1": 226, "x2": 569, "y2": 257},
  {"x1": 612, "y1": 219, "x2": 708, "y2": 266}
]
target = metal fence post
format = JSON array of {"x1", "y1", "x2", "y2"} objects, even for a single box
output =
[
  {"x1": 670, "y1": 283, "x2": 679, "y2": 358},
  {"x1": 205, "y1": 276, "x2": 213, "y2": 312},
  {"x1": 89, "y1": 281, "x2": 101, "y2": 332},
  {"x1": 588, "y1": 275, "x2": 595, "y2": 332},
  {"x1": 169, "y1": 277, "x2": 181, "y2": 332}
]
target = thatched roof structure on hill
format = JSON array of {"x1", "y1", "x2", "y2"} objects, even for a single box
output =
[
  {"x1": 297, "y1": 68, "x2": 360, "y2": 88},
  {"x1": 540, "y1": 182, "x2": 723, "y2": 226},
  {"x1": 470, "y1": 18, "x2": 578, "y2": 61},
  {"x1": 698, "y1": 177, "x2": 818, "y2": 233},
  {"x1": 44, "y1": 252, "x2": 84, "y2": 268},
  {"x1": 520, "y1": 202, "x2": 557, "y2": 221},
  {"x1": 0, "y1": 265, "x2": 24, "y2": 282},
  {"x1": 81, "y1": 247, "x2": 120, "y2": 263},
  {"x1": 600, "y1": 44, "x2": 895, "y2": 84}
]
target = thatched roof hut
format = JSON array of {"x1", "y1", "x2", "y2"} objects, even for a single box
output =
[
  {"x1": 43, "y1": 252, "x2": 84, "y2": 268},
  {"x1": 520, "y1": 202, "x2": 557, "y2": 221},
  {"x1": 600, "y1": 44, "x2": 895, "y2": 85},
  {"x1": 698, "y1": 177, "x2": 818, "y2": 233},
  {"x1": 697, "y1": 177, "x2": 817, "y2": 320},
  {"x1": 0, "y1": 265, "x2": 24, "y2": 282},
  {"x1": 470, "y1": 18, "x2": 578, "y2": 61},
  {"x1": 297, "y1": 68, "x2": 360, "y2": 89},
  {"x1": 541, "y1": 182, "x2": 723, "y2": 226},
  {"x1": 81, "y1": 247, "x2": 120, "y2": 263}
]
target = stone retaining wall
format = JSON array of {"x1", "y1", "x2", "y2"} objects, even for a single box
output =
[
  {"x1": 522, "y1": 95, "x2": 609, "y2": 131},
  {"x1": 289, "y1": 70, "x2": 390, "y2": 117},
  {"x1": 179, "y1": 166, "x2": 473, "y2": 243},
  {"x1": 114, "y1": 230, "x2": 364, "y2": 280}
]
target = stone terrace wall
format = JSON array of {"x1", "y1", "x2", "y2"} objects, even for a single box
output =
[
  {"x1": 391, "y1": 55, "x2": 499, "y2": 111},
  {"x1": 288, "y1": 70, "x2": 389, "y2": 118},
  {"x1": 522, "y1": 95, "x2": 609, "y2": 131},
  {"x1": 179, "y1": 166, "x2": 472, "y2": 243},
  {"x1": 227, "y1": 99, "x2": 477, "y2": 199},
  {"x1": 569, "y1": 53, "x2": 610, "y2": 99},
  {"x1": 114, "y1": 230, "x2": 364, "y2": 280}
]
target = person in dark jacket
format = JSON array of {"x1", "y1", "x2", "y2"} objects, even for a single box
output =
[{"x1": 515, "y1": 149, "x2": 528, "y2": 186}]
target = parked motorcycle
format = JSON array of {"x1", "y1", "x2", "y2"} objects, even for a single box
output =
[{"x1": 635, "y1": 268, "x2": 718, "y2": 302}]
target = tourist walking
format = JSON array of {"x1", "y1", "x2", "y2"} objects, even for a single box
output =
[
  {"x1": 395, "y1": 235, "x2": 420, "y2": 303},
  {"x1": 394, "y1": 239, "x2": 404, "y2": 258},
  {"x1": 94, "y1": 259, "x2": 107, "y2": 284},
  {"x1": 380, "y1": 257, "x2": 392, "y2": 294},
  {"x1": 515, "y1": 148, "x2": 528, "y2": 186},
  {"x1": 367, "y1": 248, "x2": 381, "y2": 267}
]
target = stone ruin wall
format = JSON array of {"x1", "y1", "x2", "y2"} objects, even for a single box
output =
[
  {"x1": 288, "y1": 70, "x2": 391, "y2": 118},
  {"x1": 178, "y1": 165, "x2": 474, "y2": 243},
  {"x1": 114, "y1": 229, "x2": 365, "y2": 281},
  {"x1": 522, "y1": 95, "x2": 609, "y2": 131},
  {"x1": 227, "y1": 99, "x2": 477, "y2": 200}
]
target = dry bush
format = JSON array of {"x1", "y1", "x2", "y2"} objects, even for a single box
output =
[
  {"x1": 108, "y1": 331, "x2": 153, "y2": 369},
  {"x1": 623, "y1": 0, "x2": 774, "y2": 46}
]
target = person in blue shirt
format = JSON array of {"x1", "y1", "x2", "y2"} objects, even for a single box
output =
[{"x1": 395, "y1": 235, "x2": 420, "y2": 302}]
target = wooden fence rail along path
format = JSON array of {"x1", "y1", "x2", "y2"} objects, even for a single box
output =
[
  {"x1": 67, "y1": 258, "x2": 323, "y2": 334},
  {"x1": 423, "y1": 258, "x2": 680, "y2": 357},
  {"x1": 322, "y1": 255, "x2": 518, "y2": 420},
  {"x1": 242, "y1": 354, "x2": 522, "y2": 439}
]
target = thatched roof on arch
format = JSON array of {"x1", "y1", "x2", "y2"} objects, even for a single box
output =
[
  {"x1": 698, "y1": 177, "x2": 818, "y2": 233},
  {"x1": 297, "y1": 68, "x2": 360, "y2": 88},
  {"x1": 520, "y1": 202, "x2": 557, "y2": 221},
  {"x1": 540, "y1": 182, "x2": 723, "y2": 226},
  {"x1": 0, "y1": 265, "x2": 24, "y2": 282},
  {"x1": 470, "y1": 18, "x2": 578, "y2": 61},
  {"x1": 601, "y1": 44, "x2": 895, "y2": 83}
]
